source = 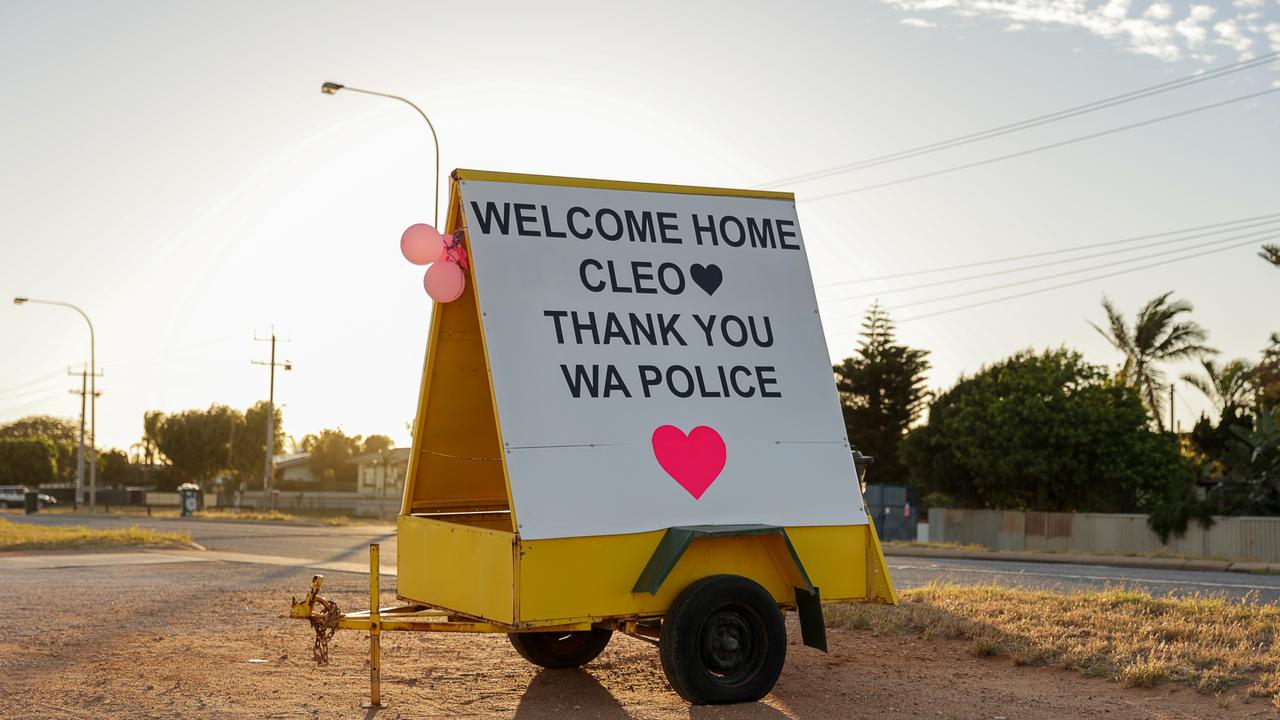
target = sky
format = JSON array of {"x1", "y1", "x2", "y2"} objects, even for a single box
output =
[{"x1": 1, "y1": 0, "x2": 1278, "y2": 452}]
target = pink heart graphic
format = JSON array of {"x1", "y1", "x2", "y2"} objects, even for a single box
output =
[{"x1": 651, "y1": 425, "x2": 727, "y2": 500}]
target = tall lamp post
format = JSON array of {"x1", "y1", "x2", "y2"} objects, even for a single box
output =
[
  {"x1": 320, "y1": 82, "x2": 442, "y2": 227},
  {"x1": 13, "y1": 297, "x2": 97, "y2": 510}
]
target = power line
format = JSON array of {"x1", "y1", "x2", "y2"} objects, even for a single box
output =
[
  {"x1": 0, "y1": 377, "x2": 75, "y2": 402},
  {"x1": 818, "y1": 211, "x2": 1280, "y2": 286},
  {"x1": 0, "y1": 369, "x2": 64, "y2": 396},
  {"x1": 799, "y1": 86, "x2": 1280, "y2": 202},
  {"x1": 824, "y1": 220, "x2": 1280, "y2": 302},
  {"x1": 879, "y1": 227, "x2": 1278, "y2": 311},
  {"x1": 0, "y1": 388, "x2": 73, "y2": 415},
  {"x1": 761, "y1": 51, "x2": 1279, "y2": 189},
  {"x1": 883, "y1": 235, "x2": 1276, "y2": 323}
]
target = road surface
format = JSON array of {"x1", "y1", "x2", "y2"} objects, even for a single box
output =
[{"x1": 7, "y1": 512, "x2": 1280, "y2": 603}]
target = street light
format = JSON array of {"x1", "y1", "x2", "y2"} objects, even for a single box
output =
[
  {"x1": 320, "y1": 81, "x2": 442, "y2": 228},
  {"x1": 13, "y1": 296, "x2": 98, "y2": 510}
]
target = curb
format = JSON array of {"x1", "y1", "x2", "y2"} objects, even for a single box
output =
[
  {"x1": 32, "y1": 513, "x2": 394, "y2": 530},
  {"x1": 883, "y1": 546, "x2": 1280, "y2": 575}
]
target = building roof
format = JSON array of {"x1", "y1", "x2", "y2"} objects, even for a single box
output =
[
  {"x1": 273, "y1": 452, "x2": 311, "y2": 469},
  {"x1": 348, "y1": 447, "x2": 411, "y2": 465}
]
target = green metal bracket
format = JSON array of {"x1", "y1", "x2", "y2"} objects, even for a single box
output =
[{"x1": 632, "y1": 524, "x2": 827, "y2": 652}]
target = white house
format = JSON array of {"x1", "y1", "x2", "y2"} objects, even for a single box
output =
[{"x1": 350, "y1": 448, "x2": 410, "y2": 499}]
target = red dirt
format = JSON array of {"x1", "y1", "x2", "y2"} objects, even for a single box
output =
[{"x1": 0, "y1": 561, "x2": 1273, "y2": 719}]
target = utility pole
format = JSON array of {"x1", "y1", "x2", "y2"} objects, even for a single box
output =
[
  {"x1": 1169, "y1": 384, "x2": 1176, "y2": 435},
  {"x1": 253, "y1": 329, "x2": 291, "y2": 511},
  {"x1": 67, "y1": 365, "x2": 102, "y2": 509}
]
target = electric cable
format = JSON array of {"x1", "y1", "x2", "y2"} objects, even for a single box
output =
[
  {"x1": 818, "y1": 211, "x2": 1280, "y2": 286},
  {"x1": 880, "y1": 235, "x2": 1278, "y2": 323},
  {"x1": 824, "y1": 219, "x2": 1280, "y2": 302},
  {"x1": 0, "y1": 369, "x2": 64, "y2": 397},
  {"x1": 762, "y1": 52, "x2": 1279, "y2": 189},
  {"x1": 884, "y1": 227, "x2": 1277, "y2": 311},
  {"x1": 799, "y1": 87, "x2": 1280, "y2": 202}
]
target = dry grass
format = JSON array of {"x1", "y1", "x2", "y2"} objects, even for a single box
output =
[
  {"x1": 883, "y1": 540, "x2": 991, "y2": 552},
  {"x1": 0, "y1": 517, "x2": 191, "y2": 551},
  {"x1": 18, "y1": 506, "x2": 364, "y2": 526},
  {"x1": 826, "y1": 582, "x2": 1280, "y2": 700},
  {"x1": 192, "y1": 509, "x2": 355, "y2": 525}
]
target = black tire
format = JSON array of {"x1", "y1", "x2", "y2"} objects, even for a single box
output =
[
  {"x1": 507, "y1": 628, "x2": 613, "y2": 669},
  {"x1": 658, "y1": 574, "x2": 787, "y2": 705}
]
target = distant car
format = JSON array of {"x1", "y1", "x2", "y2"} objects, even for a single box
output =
[
  {"x1": 0, "y1": 486, "x2": 56, "y2": 508},
  {"x1": 0, "y1": 485, "x2": 29, "y2": 508}
]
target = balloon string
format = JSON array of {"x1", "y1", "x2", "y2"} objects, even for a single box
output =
[{"x1": 445, "y1": 231, "x2": 469, "y2": 268}]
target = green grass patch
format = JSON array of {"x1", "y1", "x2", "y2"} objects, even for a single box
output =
[{"x1": 0, "y1": 517, "x2": 191, "y2": 551}]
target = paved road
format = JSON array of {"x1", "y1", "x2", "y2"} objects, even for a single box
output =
[
  {"x1": 887, "y1": 556, "x2": 1280, "y2": 604},
  {"x1": 8, "y1": 513, "x2": 1280, "y2": 602}
]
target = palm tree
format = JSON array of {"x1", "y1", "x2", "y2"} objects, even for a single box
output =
[
  {"x1": 1090, "y1": 292, "x2": 1215, "y2": 431},
  {"x1": 1181, "y1": 357, "x2": 1256, "y2": 419},
  {"x1": 1261, "y1": 244, "x2": 1280, "y2": 269}
]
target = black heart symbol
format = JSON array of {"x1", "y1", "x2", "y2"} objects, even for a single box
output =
[{"x1": 690, "y1": 263, "x2": 723, "y2": 296}]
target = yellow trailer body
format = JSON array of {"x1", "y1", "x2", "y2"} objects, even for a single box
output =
[
  {"x1": 394, "y1": 170, "x2": 895, "y2": 627},
  {"x1": 397, "y1": 514, "x2": 894, "y2": 629}
]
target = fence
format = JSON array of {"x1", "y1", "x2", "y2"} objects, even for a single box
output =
[
  {"x1": 928, "y1": 508, "x2": 1280, "y2": 563},
  {"x1": 863, "y1": 484, "x2": 921, "y2": 542},
  {"x1": 239, "y1": 490, "x2": 399, "y2": 516}
]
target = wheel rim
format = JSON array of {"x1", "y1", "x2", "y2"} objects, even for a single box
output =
[{"x1": 696, "y1": 603, "x2": 768, "y2": 686}]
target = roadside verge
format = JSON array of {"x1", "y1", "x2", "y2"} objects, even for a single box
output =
[{"x1": 884, "y1": 544, "x2": 1280, "y2": 575}]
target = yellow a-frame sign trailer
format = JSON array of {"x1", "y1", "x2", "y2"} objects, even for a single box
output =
[{"x1": 290, "y1": 169, "x2": 897, "y2": 708}]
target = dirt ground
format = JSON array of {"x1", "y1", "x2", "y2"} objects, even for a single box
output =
[{"x1": 0, "y1": 560, "x2": 1274, "y2": 719}]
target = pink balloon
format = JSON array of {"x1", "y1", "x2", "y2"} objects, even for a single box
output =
[
  {"x1": 401, "y1": 223, "x2": 446, "y2": 265},
  {"x1": 424, "y1": 260, "x2": 466, "y2": 303}
]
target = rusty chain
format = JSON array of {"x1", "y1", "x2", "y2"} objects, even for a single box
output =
[{"x1": 309, "y1": 597, "x2": 342, "y2": 665}]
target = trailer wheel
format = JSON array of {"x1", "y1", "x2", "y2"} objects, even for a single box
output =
[
  {"x1": 658, "y1": 574, "x2": 787, "y2": 705},
  {"x1": 507, "y1": 628, "x2": 613, "y2": 669}
]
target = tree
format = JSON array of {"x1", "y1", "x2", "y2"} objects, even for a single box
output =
[
  {"x1": 1255, "y1": 334, "x2": 1280, "y2": 412},
  {"x1": 1261, "y1": 245, "x2": 1280, "y2": 269},
  {"x1": 306, "y1": 428, "x2": 360, "y2": 490},
  {"x1": 1181, "y1": 358, "x2": 1256, "y2": 420},
  {"x1": 832, "y1": 303, "x2": 930, "y2": 486},
  {"x1": 1183, "y1": 336, "x2": 1280, "y2": 517},
  {"x1": 1090, "y1": 292, "x2": 1214, "y2": 431},
  {"x1": 900, "y1": 349, "x2": 1197, "y2": 524},
  {"x1": 0, "y1": 415, "x2": 81, "y2": 485},
  {"x1": 229, "y1": 400, "x2": 283, "y2": 485},
  {"x1": 1204, "y1": 409, "x2": 1280, "y2": 517},
  {"x1": 0, "y1": 437, "x2": 58, "y2": 487},
  {"x1": 97, "y1": 448, "x2": 137, "y2": 487},
  {"x1": 145, "y1": 405, "x2": 239, "y2": 487},
  {"x1": 361, "y1": 434, "x2": 395, "y2": 454}
]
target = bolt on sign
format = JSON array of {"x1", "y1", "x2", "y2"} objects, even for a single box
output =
[{"x1": 439, "y1": 171, "x2": 868, "y2": 540}]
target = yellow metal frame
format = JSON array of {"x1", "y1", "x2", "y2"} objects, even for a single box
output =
[
  {"x1": 451, "y1": 168, "x2": 796, "y2": 201},
  {"x1": 396, "y1": 169, "x2": 895, "y2": 625}
]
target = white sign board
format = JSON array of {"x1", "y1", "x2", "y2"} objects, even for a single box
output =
[{"x1": 460, "y1": 177, "x2": 868, "y2": 540}]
